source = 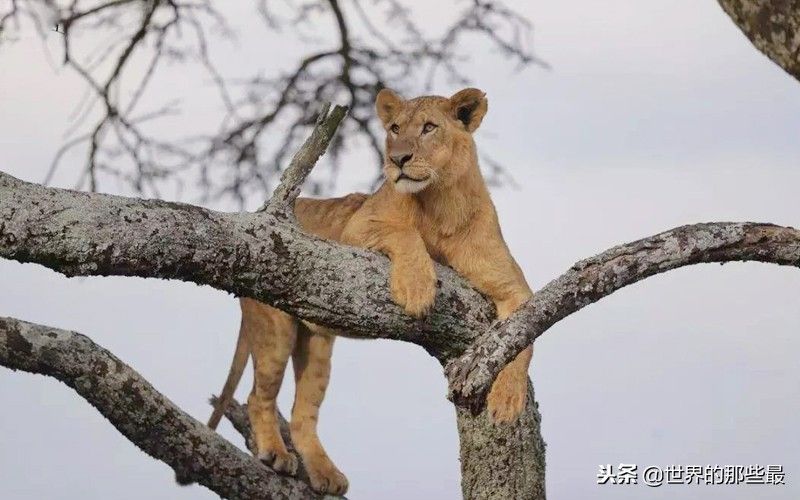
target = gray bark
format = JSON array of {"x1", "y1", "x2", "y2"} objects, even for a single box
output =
[
  {"x1": 457, "y1": 382, "x2": 546, "y2": 500},
  {"x1": 0, "y1": 317, "x2": 322, "y2": 500},
  {"x1": 718, "y1": 0, "x2": 800, "y2": 81}
]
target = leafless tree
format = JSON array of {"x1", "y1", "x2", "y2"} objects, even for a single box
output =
[
  {"x1": 0, "y1": 0, "x2": 542, "y2": 205},
  {"x1": 1, "y1": 1, "x2": 799, "y2": 499}
]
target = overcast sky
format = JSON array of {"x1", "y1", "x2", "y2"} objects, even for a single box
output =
[{"x1": 1, "y1": 1, "x2": 799, "y2": 499}]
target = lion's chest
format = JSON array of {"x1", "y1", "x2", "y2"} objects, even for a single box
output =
[
  {"x1": 421, "y1": 226, "x2": 465, "y2": 269},
  {"x1": 416, "y1": 203, "x2": 478, "y2": 273}
]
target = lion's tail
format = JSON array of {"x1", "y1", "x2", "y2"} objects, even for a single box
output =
[{"x1": 207, "y1": 316, "x2": 250, "y2": 430}]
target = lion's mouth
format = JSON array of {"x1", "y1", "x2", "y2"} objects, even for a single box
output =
[{"x1": 396, "y1": 172, "x2": 429, "y2": 183}]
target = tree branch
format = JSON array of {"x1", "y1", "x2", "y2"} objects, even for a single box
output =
[
  {"x1": 446, "y1": 222, "x2": 800, "y2": 410},
  {"x1": 262, "y1": 103, "x2": 348, "y2": 214},
  {"x1": 0, "y1": 316, "x2": 323, "y2": 500},
  {"x1": 718, "y1": 0, "x2": 800, "y2": 82},
  {"x1": 0, "y1": 170, "x2": 494, "y2": 361},
  {"x1": 4, "y1": 169, "x2": 799, "y2": 409}
]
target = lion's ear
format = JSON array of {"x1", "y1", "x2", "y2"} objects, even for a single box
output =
[
  {"x1": 375, "y1": 88, "x2": 404, "y2": 126},
  {"x1": 449, "y1": 88, "x2": 488, "y2": 132}
]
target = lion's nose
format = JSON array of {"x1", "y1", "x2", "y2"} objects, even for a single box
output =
[{"x1": 390, "y1": 153, "x2": 413, "y2": 167}]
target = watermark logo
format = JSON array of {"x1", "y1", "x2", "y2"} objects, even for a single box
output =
[{"x1": 597, "y1": 464, "x2": 785, "y2": 487}]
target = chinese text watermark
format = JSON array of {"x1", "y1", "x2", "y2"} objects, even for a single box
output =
[{"x1": 597, "y1": 464, "x2": 786, "y2": 487}]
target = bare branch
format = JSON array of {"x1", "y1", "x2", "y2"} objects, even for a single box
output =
[
  {"x1": 0, "y1": 0, "x2": 542, "y2": 203},
  {"x1": 446, "y1": 222, "x2": 800, "y2": 410},
  {"x1": 0, "y1": 316, "x2": 323, "y2": 500},
  {"x1": 262, "y1": 103, "x2": 348, "y2": 214}
]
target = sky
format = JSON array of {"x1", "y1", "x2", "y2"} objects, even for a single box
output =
[{"x1": 1, "y1": 1, "x2": 799, "y2": 499}]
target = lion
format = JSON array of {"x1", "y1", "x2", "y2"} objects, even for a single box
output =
[{"x1": 207, "y1": 87, "x2": 534, "y2": 495}]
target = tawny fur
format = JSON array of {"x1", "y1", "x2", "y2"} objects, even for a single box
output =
[{"x1": 209, "y1": 88, "x2": 534, "y2": 495}]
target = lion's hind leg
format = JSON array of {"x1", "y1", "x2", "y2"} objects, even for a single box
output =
[
  {"x1": 291, "y1": 322, "x2": 348, "y2": 495},
  {"x1": 242, "y1": 299, "x2": 299, "y2": 475}
]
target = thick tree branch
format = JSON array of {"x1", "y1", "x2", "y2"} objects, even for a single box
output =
[
  {"x1": 0, "y1": 316, "x2": 323, "y2": 500},
  {"x1": 0, "y1": 170, "x2": 492, "y2": 361},
  {"x1": 446, "y1": 222, "x2": 800, "y2": 410},
  {"x1": 718, "y1": 0, "x2": 800, "y2": 81}
]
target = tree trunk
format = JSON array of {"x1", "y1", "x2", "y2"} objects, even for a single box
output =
[{"x1": 457, "y1": 380, "x2": 546, "y2": 500}]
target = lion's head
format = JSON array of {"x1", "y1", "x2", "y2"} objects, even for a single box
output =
[{"x1": 375, "y1": 88, "x2": 488, "y2": 194}]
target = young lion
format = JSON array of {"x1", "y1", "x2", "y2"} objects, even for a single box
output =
[{"x1": 208, "y1": 88, "x2": 534, "y2": 495}]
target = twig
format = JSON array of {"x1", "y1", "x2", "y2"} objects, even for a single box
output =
[{"x1": 262, "y1": 103, "x2": 348, "y2": 214}]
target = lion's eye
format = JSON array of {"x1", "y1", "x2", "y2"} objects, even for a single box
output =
[
  {"x1": 422, "y1": 122, "x2": 437, "y2": 134},
  {"x1": 390, "y1": 124, "x2": 400, "y2": 134}
]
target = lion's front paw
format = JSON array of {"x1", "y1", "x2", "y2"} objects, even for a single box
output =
[
  {"x1": 486, "y1": 370, "x2": 528, "y2": 424},
  {"x1": 390, "y1": 258, "x2": 437, "y2": 317},
  {"x1": 303, "y1": 452, "x2": 349, "y2": 495}
]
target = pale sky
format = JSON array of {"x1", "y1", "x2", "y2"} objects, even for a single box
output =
[{"x1": 1, "y1": 1, "x2": 799, "y2": 499}]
